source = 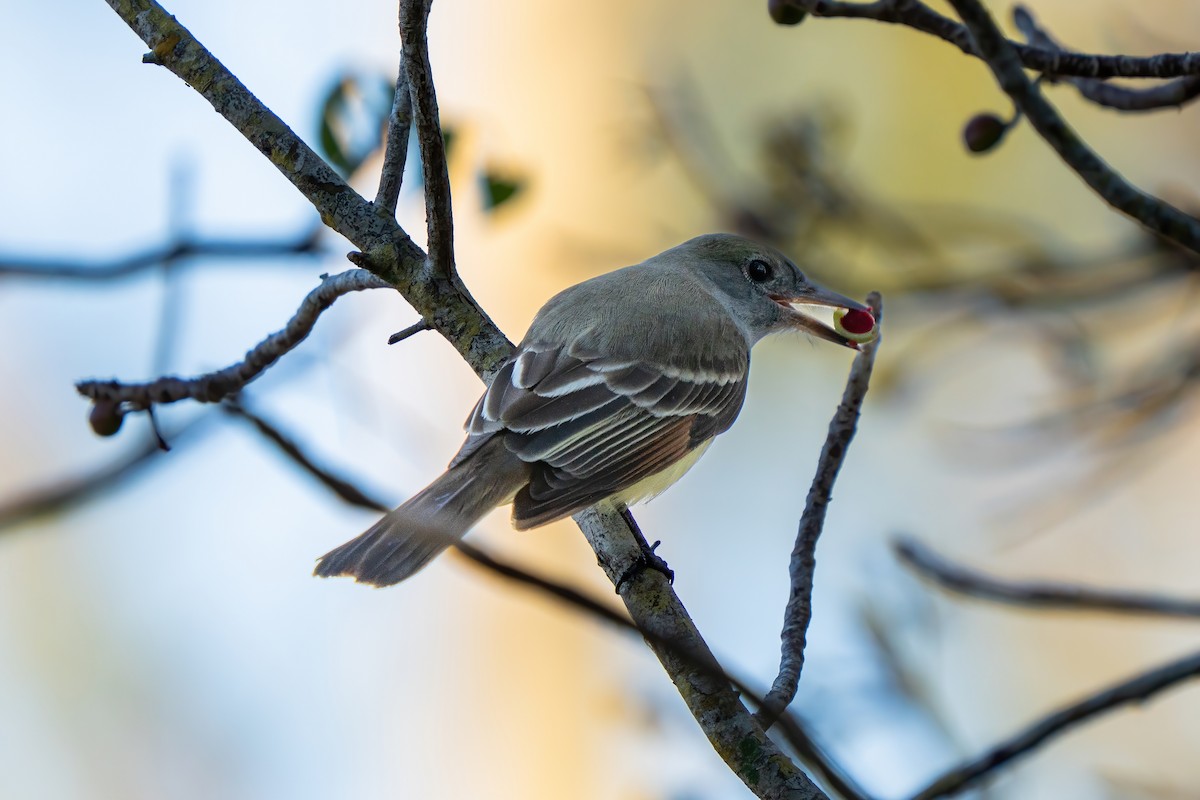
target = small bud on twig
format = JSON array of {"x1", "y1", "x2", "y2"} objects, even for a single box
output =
[
  {"x1": 768, "y1": 0, "x2": 807, "y2": 26},
  {"x1": 88, "y1": 401, "x2": 124, "y2": 437},
  {"x1": 962, "y1": 112, "x2": 1010, "y2": 154}
]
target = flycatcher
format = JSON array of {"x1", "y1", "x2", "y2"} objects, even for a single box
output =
[{"x1": 316, "y1": 233, "x2": 870, "y2": 586}]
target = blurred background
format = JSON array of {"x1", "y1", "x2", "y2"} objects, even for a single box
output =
[{"x1": 2, "y1": 0, "x2": 1199, "y2": 798}]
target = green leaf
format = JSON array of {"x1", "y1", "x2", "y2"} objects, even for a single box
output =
[
  {"x1": 315, "y1": 72, "x2": 394, "y2": 177},
  {"x1": 481, "y1": 171, "x2": 525, "y2": 212}
]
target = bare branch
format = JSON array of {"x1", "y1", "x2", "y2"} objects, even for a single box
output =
[
  {"x1": 0, "y1": 227, "x2": 321, "y2": 281},
  {"x1": 120, "y1": 0, "x2": 395, "y2": 257},
  {"x1": 1013, "y1": 6, "x2": 1200, "y2": 112},
  {"x1": 944, "y1": 0, "x2": 1200, "y2": 255},
  {"x1": 572, "y1": 503, "x2": 829, "y2": 799},
  {"x1": 0, "y1": 419, "x2": 209, "y2": 533},
  {"x1": 102, "y1": 0, "x2": 513, "y2": 378},
  {"x1": 911, "y1": 649, "x2": 1200, "y2": 799},
  {"x1": 758, "y1": 294, "x2": 883, "y2": 729},
  {"x1": 788, "y1": 1, "x2": 1200, "y2": 79},
  {"x1": 401, "y1": 0, "x2": 456, "y2": 281},
  {"x1": 375, "y1": 49, "x2": 412, "y2": 216},
  {"x1": 221, "y1": 399, "x2": 392, "y2": 512},
  {"x1": 76, "y1": 269, "x2": 391, "y2": 408},
  {"x1": 456, "y1": 535, "x2": 871, "y2": 800},
  {"x1": 895, "y1": 536, "x2": 1200, "y2": 619}
]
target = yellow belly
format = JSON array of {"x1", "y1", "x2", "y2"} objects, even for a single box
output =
[{"x1": 609, "y1": 440, "x2": 712, "y2": 507}]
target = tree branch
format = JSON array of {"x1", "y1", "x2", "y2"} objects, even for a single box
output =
[
  {"x1": 1013, "y1": 5, "x2": 1200, "y2": 112},
  {"x1": 374, "y1": 49, "x2": 412, "y2": 217},
  {"x1": 76, "y1": 269, "x2": 391, "y2": 408},
  {"x1": 758, "y1": 294, "x2": 883, "y2": 729},
  {"x1": 103, "y1": 0, "x2": 511, "y2": 378},
  {"x1": 895, "y1": 536, "x2": 1200, "y2": 619},
  {"x1": 573, "y1": 505, "x2": 831, "y2": 799},
  {"x1": 400, "y1": 0, "x2": 457, "y2": 281},
  {"x1": 456, "y1": 533, "x2": 870, "y2": 800},
  {"x1": 0, "y1": 418, "x2": 210, "y2": 533},
  {"x1": 0, "y1": 226, "x2": 321, "y2": 281},
  {"x1": 944, "y1": 0, "x2": 1200, "y2": 255},
  {"x1": 910, "y1": 648, "x2": 1200, "y2": 799},
  {"x1": 221, "y1": 398, "x2": 391, "y2": 511},
  {"x1": 787, "y1": 0, "x2": 1200, "y2": 79}
]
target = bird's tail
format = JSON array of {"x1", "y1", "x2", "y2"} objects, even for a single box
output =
[{"x1": 314, "y1": 437, "x2": 528, "y2": 587}]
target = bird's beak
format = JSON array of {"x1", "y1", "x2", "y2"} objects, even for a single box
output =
[{"x1": 771, "y1": 285, "x2": 870, "y2": 350}]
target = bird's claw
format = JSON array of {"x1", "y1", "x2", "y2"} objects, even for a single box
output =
[{"x1": 615, "y1": 539, "x2": 674, "y2": 593}]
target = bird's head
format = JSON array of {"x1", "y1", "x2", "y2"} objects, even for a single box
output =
[{"x1": 677, "y1": 233, "x2": 874, "y2": 349}]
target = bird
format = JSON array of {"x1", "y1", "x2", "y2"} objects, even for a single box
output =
[{"x1": 315, "y1": 233, "x2": 871, "y2": 587}]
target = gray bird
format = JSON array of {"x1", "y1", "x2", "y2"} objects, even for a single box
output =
[{"x1": 316, "y1": 233, "x2": 871, "y2": 586}]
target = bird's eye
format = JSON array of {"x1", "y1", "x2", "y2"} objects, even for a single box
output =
[{"x1": 746, "y1": 259, "x2": 773, "y2": 283}]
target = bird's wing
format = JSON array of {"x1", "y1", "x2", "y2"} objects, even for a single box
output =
[{"x1": 453, "y1": 340, "x2": 748, "y2": 528}]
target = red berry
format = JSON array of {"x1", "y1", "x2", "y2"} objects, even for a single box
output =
[{"x1": 838, "y1": 309, "x2": 875, "y2": 335}]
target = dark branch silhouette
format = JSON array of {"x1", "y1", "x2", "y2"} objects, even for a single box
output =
[
  {"x1": 910, "y1": 648, "x2": 1200, "y2": 799},
  {"x1": 0, "y1": 225, "x2": 322, "y2": 281},
  {"x1": 783, "y1": 1, "x2": 1200, "y2": 79},
  {"x1": 895, "y1": 536, "x2": 1200, "y2": 619}
]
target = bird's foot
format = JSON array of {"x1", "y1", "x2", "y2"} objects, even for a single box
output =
[{"x1": 615, "y1": 539, "x2": 674, "y2": 593}]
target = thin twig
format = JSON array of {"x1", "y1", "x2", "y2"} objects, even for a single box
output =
[
  {"x1": 789, "y1": 0, "x2": 1200, "y2": 79},
  {"x1": 388, "y1": 319, "x2": 431, "y2": 344},
  {"x1": 0, "y1": 227, "x2": 321, "y2": 281},
  {"x1": 1013, "y1": 6, "x2": 1200, "y2": 112},
  {"x1": 895, "y1": 536, "x2": 1200, "y2": 619},
  {"x1": 945, "y1": 0, "x2": 1200, "y2": 255},
  {"x1": 375, "y1": 51, "x2": 412, "y2": 216},
  {"x1": 221, "y1": 399, "x2": 391, "y2": 511},
  {"x1": 400, "y1": 0, "x2": 456, "y2": 280},
  {"x1": 76, "y1": 269, "x2": 392, "y2": 408},
  {"x1": 910, "y1": 648, "x2": 1200, "y2": 799},
  {"x1": 0, "y1": 419, "x2": 209, "y2": 533},
  {"x1": 758, "y1": 293, "x2": 883, "y2": 728}
]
